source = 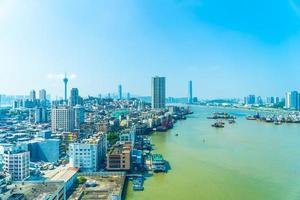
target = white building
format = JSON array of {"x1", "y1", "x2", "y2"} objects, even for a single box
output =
[
  {"x1": 51, "y1": 107, "x2": 75, "y2": 132},
  {"x1": 151, "y1": 76, "x2": 166, "y2": 109},
  {"x1": 3, "y1": 148, "x2": 30, "y2": 181},
  {"x1": 285, "y1": 91, "x2": 299, "y2": 110},
  {"x1": 69, "y1": 133, "x2": 107, "y2": 172}
]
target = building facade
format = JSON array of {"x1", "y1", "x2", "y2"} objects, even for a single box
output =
[
  {"x1": 3, "y1": 150, "x2": 30, "y2": 181},
  {"x1": 70, "y1": 88, "x2": 79, "y2": 106},
  {"x1": 51, "y1": 107, "x2": 75, "y2": 132},
  {"x1": 285, "y1": 91, "x2": 299, "y2": 110},
  {"x1": 151, "y1": 76, "x2": 166, "y2": 109},
  {"x1": 69, "y1": 133, "x2": 106, "y2": 172},
  {"x1": 188, "y1": 80, "x2": 193, "y2": 104},
  {"x1": 107, "y1": 142, "x2": 131, "y2": 171}
]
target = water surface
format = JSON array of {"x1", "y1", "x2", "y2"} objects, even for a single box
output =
[{"x1": 126, "y1": 106, "x2": 300, "y2": 200}]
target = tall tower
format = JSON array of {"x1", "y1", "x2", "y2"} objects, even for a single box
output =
[
  {"x1": 63, "y1": 74, "x2": 68, "y2": 104},
  {"x1": 151, "y1": 76, "x2": 166, "y2": 109},
  {"x1": 188, "y1": 80, "x2": 193, "y2": 104}
]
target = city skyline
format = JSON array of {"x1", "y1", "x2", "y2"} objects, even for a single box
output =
[{"x1": 1, "y1": 1, "x2": 300, "y2": 98}]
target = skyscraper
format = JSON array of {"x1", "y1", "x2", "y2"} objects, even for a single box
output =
[
  {"x1": 118, "y1": 84, "x2": 122, "y2": 100},
  {"x1": 30, "y1": 90, "x2": 36, "y2": 101},
  {"x1": 285, "y1": 91, "x2": 299, "y2": 110},
  {"x1": 74, "y1": 104, "x2": 84, "y2": 129},
  {"x1": 63, "y1": 74, "x2": 68, "y2": 104},
  {"x1": 51, "y1": 106, "x2": 75, "y2": 132},
  {"x1": 127, "y1": 92, "x2": 130, "y2": 100},
  {"x1": 188, "y1": 80, "x2": 193, "y2": 104},
  {"x1": 70, "y1": 88, "x2": 79, "y2": 106},
  {"x1": 151, "y1": 76, "x2": 166, "y2": 109},
  {"x1": 39, "y1": 89, "x2": 47, "y2": 101}
]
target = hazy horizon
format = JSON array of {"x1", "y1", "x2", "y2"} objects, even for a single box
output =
[{"x1": 1, "y1": 0, "x2": 300, "y2": 98}]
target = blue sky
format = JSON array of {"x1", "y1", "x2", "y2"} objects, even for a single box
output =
[{"x1": 0, "y1": 0, "x2": 300, "y2": 98}]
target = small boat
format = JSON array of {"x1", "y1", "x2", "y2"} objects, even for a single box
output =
[
  {"x1": 228, "y1": 119, "x2": 236, "y2": 124},
  {"x1": 133, "y1": 177, "x2": 144, "y2": 191},
  {"x1": 274, "y1": 121, "x2": 282, "y2": 125},
  {"x1": 211, "y1": 122, "x2": 225, "y2": 128},
  {"x1": 175, "y1": 133, "x2": 179, "y2": 136},
  {"x1": 246, "y1": 116, "x2": 256, "y2": 120}
]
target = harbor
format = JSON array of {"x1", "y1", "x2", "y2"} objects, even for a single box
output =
[{"x1": 126, "y1": 106, "x2": 300, "y2": 200}]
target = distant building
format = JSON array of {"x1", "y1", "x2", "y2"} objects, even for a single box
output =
[
  {"x1": 51, "y1": 107, "x2": 75, "y2": 132},
  {"x1": 70, "y1": 88, "x2": 79, "y2": 106},
  {"x1": 69, "y1": 133, "x2": 106, "y2": 172},
  {"x1": 244, "y1": 95, "x2": 256, "y2": 105},
  {"x1": 30, "y1": 107, "x2": 48, "y2": 123},
  {"x1": 118, "y1": 85, "x2": 122, "y2": 100},
  {"x1": 151, "y1": 76, "x2": 166, "y2": 109},
  {"x1": 39, "y1": 89, "x2": 47, "y2": 101},
  {"x1": 3, "y1": 148, "x2": 30, "y2": 181},
  {"x1": 285, "y1": 91, "x2": 299, "y2": 110},
  {"x1": 275, "y1": 97, "x2": 280, "y2": 104},
  {"x1": 266, "y1": 96, "x2": 275, "y2": 105},
  {"x1": 74, "y1": 104, "x2": 85, "y2": 129},
  {"x1": 30, "y1": 90, "x2": 36, "y2": 101},
  {"x1": 188, "y1": 80, "x2": 193, "y2": 104}
]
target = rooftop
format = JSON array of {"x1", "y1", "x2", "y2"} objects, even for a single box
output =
[
  {"x1": 68, "y1": 173, "x2": 125, "y2": 200},
  {"x1": 50, "y1": 167, "x2": 78, "y2": 182},
  {"x1": 0, "y1": 181, "x2": 64, "y2": 200}
]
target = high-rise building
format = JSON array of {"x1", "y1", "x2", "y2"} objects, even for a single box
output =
[
  {"x1": 275, "y1": 97, "x2": 280, "y2": 104},
  {"x1": 3, "y1": 148, "x2": 30, "y2": 181},
  {"x1": 127, "y1": 92, "x2": 130, "y2": 100},
  {"x1": 285, "y1": 91, "x2": 299, "y2": 110},
  {"x1": 69, "y1": 133, "x2": 106, "y2": 172},
  {"x1": 118, "y1": 84, "x2": 122, "y2": 100},
  {"x1": 245, "y1": 95, "x2": 256, "y2": 105},
  {"x1": 30, "y1": 90, "x2": 36, "y2": 101},
  {"x1": 70, "y1": 88, "x2": 79, "y2": 106},
  {"x1": 74, "y1": 104, "x2": 85, "y2": 129},
  {"x1": 39, "y1": 89, "x2": 47, "y2": 101},
  {"x1": 51, "y1": 106, "x2": 75, "y2": 132},
  {"x1": 63, "y1": 74, "x2": 68, "y2": 104},
  {"x1": 151, "y1": 76, "x2": 166, "y2": 109},
  {"x1": 29, "y1": 107, "x2": 48, "y2": 123},
  {"x1": 188, "y1": 80, "x2": 193, "y2": 104}
]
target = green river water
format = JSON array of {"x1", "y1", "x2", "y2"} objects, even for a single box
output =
[{"x1": 126, "y1": 106, "x2": 300, "y2": 200}]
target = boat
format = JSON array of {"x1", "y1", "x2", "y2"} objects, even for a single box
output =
[
  {"x1": 274, "y1": 121, "x2": 282, "y2": 125},
  {"x1": 211, "y1": 122, "x2": 225, "y2": 128},
  {"x1": 246, "y1": 116, "x2": 256, "y2": 120},
  {"x1": 152, "y1": 154, "x2": 167, "y2": 173},
  {"x1": 175, "y1": 133, "x2": 179, "y2": 136},
  {"x1": 228, "y1": 119, "x2": 236, "y2": 124},
  {"x1": 265, "y1": 117, "x2": 274, "y2": 123},
  {"x1": 133, "y1": 177, "x2": 144, "y2": 191}
]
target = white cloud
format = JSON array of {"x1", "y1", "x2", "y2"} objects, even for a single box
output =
[{"x1": 47, "y1": 73, "x2": 77, "y2": 80}]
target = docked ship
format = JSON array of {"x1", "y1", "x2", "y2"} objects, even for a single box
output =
[
  {"x1": 133, "y1": 176, "x2": 144, "y2": 191},
  {"x1": 152, "y1": 154, "x2": 166, "y2": 173}
]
